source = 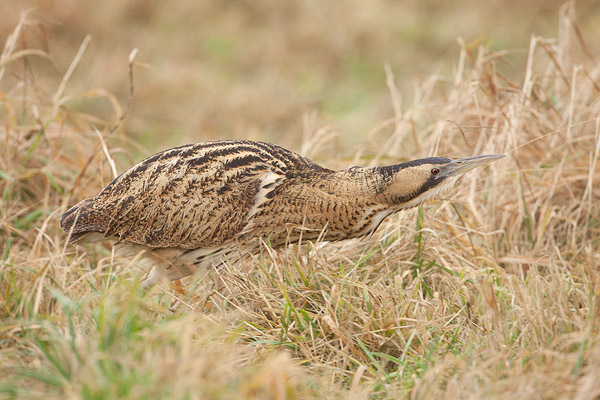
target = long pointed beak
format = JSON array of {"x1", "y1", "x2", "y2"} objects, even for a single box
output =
[{"x1": 440, "y1": 154, "x2": 505, "y2": 177}]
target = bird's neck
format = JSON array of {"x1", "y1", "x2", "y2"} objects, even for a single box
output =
[{"x1": 330, "y1": 167, "x2": 389, "y2": 205}]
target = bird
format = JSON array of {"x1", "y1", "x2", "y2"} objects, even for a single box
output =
[{"x1": 60, "y1": 140, "x2": 503, "y2": 286}]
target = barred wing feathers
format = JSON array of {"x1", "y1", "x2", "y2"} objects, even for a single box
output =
[{"x1": 60, "y1": 140, "x2": 326, "y2": 249}]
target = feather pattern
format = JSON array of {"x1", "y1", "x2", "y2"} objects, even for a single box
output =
[{"x1": 61, "y1": 140, "x2": 329, "y2": 249}]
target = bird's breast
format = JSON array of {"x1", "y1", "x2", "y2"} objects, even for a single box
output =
[{"x1": 237, "y1": 178, "x2": 390, "y2": 247}]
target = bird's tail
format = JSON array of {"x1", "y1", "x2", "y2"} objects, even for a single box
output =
[{"x1": 60, "y1": 198, "x2": 106, "y2": 243}]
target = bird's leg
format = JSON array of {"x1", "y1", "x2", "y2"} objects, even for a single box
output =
[
  {"x1": 141, "y1": 267, "x2": 165, "y2": 288},
  {"x1": 169, "y1": 279, "x2": 188, "y2": 296},
  {"x1": 141, "y1": 248, "x2": 195, "y2": 288}
]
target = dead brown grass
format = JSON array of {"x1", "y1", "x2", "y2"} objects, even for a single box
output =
[{"x1": 1, "y1": 2, "x2": 600, "y2": 399}]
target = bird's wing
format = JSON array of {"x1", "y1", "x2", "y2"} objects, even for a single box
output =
[{"x1": 61, "y1": 141, "x2": 317, "y2": 249}]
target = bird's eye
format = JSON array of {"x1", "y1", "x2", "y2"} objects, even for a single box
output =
[{"x1": 431, "y1": 168, "x2": 440, "y2": 175}]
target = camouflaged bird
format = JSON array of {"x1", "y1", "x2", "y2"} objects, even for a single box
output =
[{"x1": 60, "y1": 140, "x2": 503, "y2": 286}]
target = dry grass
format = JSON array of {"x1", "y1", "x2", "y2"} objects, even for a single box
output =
[{"x1": 2, "y1": 3, "x2": 600, "y2": 399}]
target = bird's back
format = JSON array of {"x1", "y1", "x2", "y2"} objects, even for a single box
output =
[{"x1": 60, "y1": 140, "x2": 331, "y2": 249}]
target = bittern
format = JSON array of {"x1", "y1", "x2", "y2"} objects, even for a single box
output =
[{"x1": 60, "y1": 140, "x2": 503, "y2": 286}]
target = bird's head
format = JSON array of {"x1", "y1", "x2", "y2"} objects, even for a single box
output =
[{"x1": 378, "y1": 154, "x2": 505, "y2": 209}]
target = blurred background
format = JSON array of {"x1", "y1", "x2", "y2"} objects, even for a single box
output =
[{"x1": 2, "y1": 0, "x2": 599, "y2": 156}]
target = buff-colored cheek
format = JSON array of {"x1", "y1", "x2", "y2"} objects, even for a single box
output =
[{"x1": 388, "y1": 170, "x2": 425, "y2": 195}]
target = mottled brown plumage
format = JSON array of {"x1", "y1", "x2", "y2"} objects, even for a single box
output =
[{"x1": 60, "y1": 140, "x2": 503, "y2": 285}]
